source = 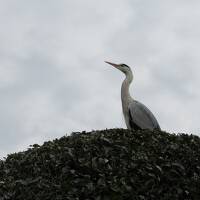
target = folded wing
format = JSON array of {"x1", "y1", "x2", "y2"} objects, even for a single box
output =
[{"x1": 128, "y1": 100, "x2": 161, "y2": 131}]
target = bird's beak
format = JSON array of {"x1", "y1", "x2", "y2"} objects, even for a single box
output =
[{"x1": 105, "y1": 61, "x2": 119, "y2": 68}]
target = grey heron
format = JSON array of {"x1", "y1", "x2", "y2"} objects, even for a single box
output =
[{"x1": 105, "y1": 61, "x2": 161, "y2": 131}]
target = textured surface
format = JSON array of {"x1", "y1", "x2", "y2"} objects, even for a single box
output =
[{"x1": 0, "y1": 129, "x2": 200, "y2": 199}]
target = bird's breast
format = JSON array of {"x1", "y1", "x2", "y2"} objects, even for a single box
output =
[{"x1": 121, "y1": 100, "x2": 132, "y2": 129}]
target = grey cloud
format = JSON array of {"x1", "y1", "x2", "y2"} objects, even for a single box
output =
[{"x1": 0, "y1": 0, "x2": 200, "y2": 157}]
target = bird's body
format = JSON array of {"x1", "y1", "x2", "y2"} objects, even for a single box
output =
[{"x1": 105, "y1": 61, "x2": 161, "y2": 131}]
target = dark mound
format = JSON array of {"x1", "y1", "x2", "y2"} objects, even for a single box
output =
[{"x1": 0, "y1": 129, "x2": 200, "y2": 200}]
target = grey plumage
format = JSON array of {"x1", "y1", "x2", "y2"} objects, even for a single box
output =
[
  {"x1": 128, "y1": 100, "x2": 160, "y2": 130},
  {"x1": 105, "y1": 61, "x2": 161, "y2": 131}
]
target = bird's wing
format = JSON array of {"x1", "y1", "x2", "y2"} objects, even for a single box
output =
[{"x1": 128, "y1": 100, "x2": 161, "y2": 130}]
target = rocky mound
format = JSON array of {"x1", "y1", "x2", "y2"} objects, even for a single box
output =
[{"x1": 0, "y1": 129, "x2": 200, "y2": 199}]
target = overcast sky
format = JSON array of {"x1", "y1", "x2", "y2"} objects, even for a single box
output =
[{"x1": 1, "y1": 0, "x2": 200, "y2": 158}]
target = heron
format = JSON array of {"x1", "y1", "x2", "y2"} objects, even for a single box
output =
[{"x1": 105, "y1": 61, "x2": 161, "y2": 131}]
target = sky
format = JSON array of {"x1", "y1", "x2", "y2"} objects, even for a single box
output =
[{"x1": 1, "y1": 0, "x2": 200, "y2": 158}]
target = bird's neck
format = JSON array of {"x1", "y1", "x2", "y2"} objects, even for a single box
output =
[{"x1": 121, "y1": 72, "x2": 133, "y2": 107}]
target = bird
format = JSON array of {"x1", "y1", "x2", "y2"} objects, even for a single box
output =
[{"x1": 105, "y1": 61, "x2": 161, "y2": 131}]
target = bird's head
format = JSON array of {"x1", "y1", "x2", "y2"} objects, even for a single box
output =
[{"x1": 105, "y1": 61, "x2": 132, "y2": 75}]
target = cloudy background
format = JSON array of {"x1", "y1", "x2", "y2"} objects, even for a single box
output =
[{"x1": 1, "y1": 0, "x2": 200, "y2": 158}]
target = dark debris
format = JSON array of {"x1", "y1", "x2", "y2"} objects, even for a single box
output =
[{"x1": 0, "y1": 129, "x2": 200, "y2": 200}]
